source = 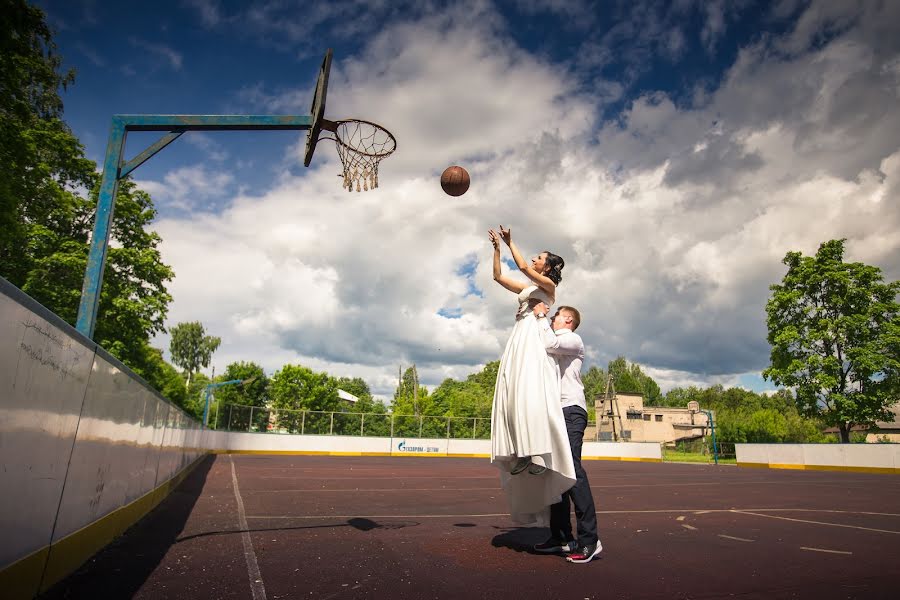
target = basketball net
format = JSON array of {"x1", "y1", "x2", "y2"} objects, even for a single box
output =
[{"x1": 329, "y1": 119, "x2": 396, "y2": 192}]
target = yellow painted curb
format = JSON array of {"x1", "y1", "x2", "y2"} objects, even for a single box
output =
[
  {"x1": 738, "y1": 462, "x2": 899, "y2": 475},
  {"x1": 0, "y1": 546, "x2": 48, "y2": 600}
]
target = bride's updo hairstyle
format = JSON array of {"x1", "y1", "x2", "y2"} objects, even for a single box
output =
[{"x1": 542, "y1": 251, "x2": 565, "y2": 285}]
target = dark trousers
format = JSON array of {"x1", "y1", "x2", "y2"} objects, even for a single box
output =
[{"x1": 549, "y1": 406, "x2": 598, "y2": 546}]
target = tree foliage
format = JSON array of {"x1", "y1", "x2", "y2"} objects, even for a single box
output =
[
  {"x1": 214, "y1": 361, "x2": 269, "y2": 408},
  {"x1": 269, "y1": 364, "x2": 340, "y2": 412},
  {"x1": 169, "y1": 321, "x2": 221, "y2": 388},
  {"x1": 1, "y1": 1, "x2": 179, "y2": 401},
  {"x1": 607, "y1": 356, "x2": 662, "y2": 403},
  {"x1": 0, "y1": 0, "x2": 96, "y2": 285},
  {"x1": 763, "y1": 239, "x2": 900, "y2": 442}
]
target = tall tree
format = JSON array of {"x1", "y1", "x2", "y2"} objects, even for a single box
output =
[
  {"x1": 764, "y1": 239, "x2": 900, "y2": 442},
  {"x1": 214, "y1": 361, "x2": 269, "y2": 408},
  {"x1": 269, "y1": 364, "x2": 340, "y2": 412},
  {"x1": 0, "y1": 0, "x2": 96, "y2": 286},
  {"x1": 607, "y1": 357, "x2": 662, "y2": 404},
  {"x1": 1, "y1": 2, "x2": 177, "y2": 394},
  {"x1": 169, "y1": 321, "x2": 221, "y2": 388}
]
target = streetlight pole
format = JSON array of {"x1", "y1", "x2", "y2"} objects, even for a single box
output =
[{"x1": 702, "y1": 409, "x2": 719, "y2": 465}]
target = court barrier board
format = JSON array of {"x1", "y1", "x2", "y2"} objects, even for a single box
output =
[
  {"x1": 736, "y1": 443, "x2": 900, "y2": 474},
  {"x1": 0, "y1": 276, "x2": 660, "y2": 599},
  {"x1": 0, "y1": 277, "x2": 206, "y2": 599},
  {"x1": 209, "y1": 431, "x2": 662, "y2": 461}
]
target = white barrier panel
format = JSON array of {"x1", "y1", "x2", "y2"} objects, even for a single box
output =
[
  {"x1": 736, "y1": 443, "x2": 900, "y2": 473},
  {"x1": 204, "y1": 432, "x2": 662, "y2": 462},
  {"x1": 583, "y1": 441, "x2": 663, "y2": 461},
  {"x1": 0, "y1": 277, "x2": 205, "y2": 598},
  {"x1": 447, "y1": 439, "x2": 492, "y2": 456},
  {"x1": 0, "y1": 286, "x2": 95, "y2": 590},
  {"x1": 217, "y1": 432, "x2": 394, "y2": 455}
]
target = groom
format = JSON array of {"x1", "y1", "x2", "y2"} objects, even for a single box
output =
[{"x1": 531, "y1": 302, "x2": 602, "y2": 564}]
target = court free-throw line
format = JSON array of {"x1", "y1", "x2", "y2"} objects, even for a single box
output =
[
  {"x1": 231, "y1": 457, "x2": 268, "y2": 600},
  {"x1": 732, "y1": 510, "x2": 900, "y2": 535},
  {"x1": 718, "y1": 534, "x2": 754, "y2": 542},
  {"x1": 800, "y1": 547, "x2": 852, "y2": 555}
]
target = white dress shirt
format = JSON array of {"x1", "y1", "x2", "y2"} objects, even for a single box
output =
[{"x1": 537, "y1": 317, "x2": 586, "y2": 412}]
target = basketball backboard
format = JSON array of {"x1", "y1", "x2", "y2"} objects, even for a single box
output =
[{"x1": 303, "y1": 48, "x2": 333, "y2": 167}]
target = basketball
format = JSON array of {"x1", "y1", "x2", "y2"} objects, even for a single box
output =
[{"x1": 440, "y1": 165, "x2": 470, "y2": 196}]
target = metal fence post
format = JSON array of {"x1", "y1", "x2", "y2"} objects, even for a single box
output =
[
  {"x1": 390, "y1": 415, "x2": 394, "y2": 438},
  {"x1": 419, "y1": 416, "x2": 423, "y2": 437},
  {"x1": 248, "y1": 406, "x2": 254, "y2": 432},
  {"x1": 301, "y1": 411, "x2": 306, "y2": 435},
  {"x1": 361, "y1": 413, "x2": 365, "y2": 436},
  {"x1": 330, "y1": 412, "x2": 334, "y2": 435},
  {"x1": 472, "y1": 418, "x2": 476, "y2": 439},
  {"x1": 228, "y1": 404, "x2": 233, "y2": 431},
  {"x1": 446, "y1": 417, "x2": 451, "y2": 440}
]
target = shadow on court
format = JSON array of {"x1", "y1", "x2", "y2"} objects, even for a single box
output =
[
  {"x1": 39, "y1": 455, "x2": 215, "y2": 600},
  {"x1": 490, "y1": 526, "x2": 548, "y2": 554}
]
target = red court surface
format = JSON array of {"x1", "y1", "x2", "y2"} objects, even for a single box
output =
[{"x1": 42, "y1": 455, "x2": 900, "y2": 599}]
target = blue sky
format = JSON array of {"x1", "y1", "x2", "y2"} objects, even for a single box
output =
[{"x1": 36, "y1": 1, "x2": 900, "y2": 397}]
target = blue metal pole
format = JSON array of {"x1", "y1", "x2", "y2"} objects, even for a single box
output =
[
  {"x1": 202, "y1": 386, "x2": 213, "y2": 428},
  {"x1": 76, "y1": 117, "x2": 126, "y2": 338},
  {"x1": 202, "y1": 379, "x2": 244, "y2": 429}
]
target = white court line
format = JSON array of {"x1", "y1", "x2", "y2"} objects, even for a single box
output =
[
  {"x1": 676, "y1": 516, "x2": 686, "y2": 521},
  {"x1": 801, "y1": 547, "x2": 852, "y2": 555},
  {"x1": 681, "y1": 524, "x2": 697, "y2": 530},
  {"x1": 731, "y1": 510, "x2": 900, "y2": 535},
  {"x1": 231, "y1": 457, "x2": 267, "y2": 600},
  {"x1": 718, "y1": 534, "x2": 754, "y2": 542}
]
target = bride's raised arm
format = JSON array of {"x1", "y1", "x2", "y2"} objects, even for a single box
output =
[
  {"x1": 489, "y1": 228, "x2": 527, "y2": 294},
  {"x1": 498, "y1": 226, "x2": 556, "y2": 298}
]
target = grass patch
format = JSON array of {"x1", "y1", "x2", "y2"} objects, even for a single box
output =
[{"x1": 663, "y1": 449, "x2": 736, "y2": 465}]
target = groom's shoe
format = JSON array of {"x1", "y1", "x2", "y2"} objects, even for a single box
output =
[
  {"x1": 566, "y1": 541, "x2": 603, "y2": 563},
  {"x1": 510, "y1": 457, "x2": 532, "y2": 475},
  {"x1": 527, "y1": 463, "x2": 547, "y2": 475},
  {"x1": 533, "y1": 538, "x2": 573, "y2": 554}
]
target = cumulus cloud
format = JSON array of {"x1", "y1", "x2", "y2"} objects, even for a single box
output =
[{"x1": 149, "y1": 0, "x2": 900, "y2": 398}]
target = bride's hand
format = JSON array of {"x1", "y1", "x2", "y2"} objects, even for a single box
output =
[
  {"x1": 488, "y1": 229, "x2": 500, "y2": 249},
  {"x1": 499, "y1": 225, "x2": 512, "y2": 245}
]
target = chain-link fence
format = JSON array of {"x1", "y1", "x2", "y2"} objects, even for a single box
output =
[{"x1": 218, "y1": 404, "x2": 496, "y2": 439}]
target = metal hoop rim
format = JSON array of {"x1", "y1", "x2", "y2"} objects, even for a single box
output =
[{"x1": 322, "y1": 118, "x2": 397, "y2": 158}]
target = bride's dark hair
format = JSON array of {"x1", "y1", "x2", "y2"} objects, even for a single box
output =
[{"x1": 542, "y1": 251, "x2": 565, "y2": 285}]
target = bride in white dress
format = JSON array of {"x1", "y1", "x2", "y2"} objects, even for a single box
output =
[{"x1": 488, "y1": 226, "x2": 575, "y2": 525}]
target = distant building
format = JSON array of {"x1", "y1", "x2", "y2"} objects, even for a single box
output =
[
  {"x1": 865, "y1": 403, "x2": 900, "y2": 443},
  {"x1": 337, "y1": 389, "x2": 359, "y2": 404},
  {"x1": 595, "y1": 392, "x2": 710, "y2": 445}
]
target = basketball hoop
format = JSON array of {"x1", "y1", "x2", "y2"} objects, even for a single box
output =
[{"x1": 322, "y1": 119, "x2": 396, "y2": 192}]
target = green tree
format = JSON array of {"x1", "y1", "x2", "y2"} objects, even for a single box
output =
[
  {"x1": 392, "y1": 365, "x2": 438, "y2": 415},
  {"x1": 1, "y1": 2, "x2": 175, "y2": 386},
  {"x1": 214, "y1": 362, "x2": 269, "y2": 408},
  {"x1": 169, "y1": 321, "x2": 221, "y2": 389},
  {"x1": 270, "y1": 364, "x2": 339, "y2": 412},
  {"x1": 763, "y1": 239, "x2": 900, "y2": 442},
  {"x1": 582, "y1": 365, "x2": 607, "y2": 410},
  {"x1": 607, "y1": 357, "x2": 662, "y2": 404},
  {"x1": 0, "y1": 0, "x2": 96, "y2": 286}
]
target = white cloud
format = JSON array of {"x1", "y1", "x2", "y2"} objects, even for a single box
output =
[
  {"x1": 135, "y1": 165, "x2": 234, "y2": 212},
  {"x1": 148, "y1": 0, "x2": 900, "y2": 397},
  {"x1": 128, "y1": 37, "x2": 184, "y2": 71}
]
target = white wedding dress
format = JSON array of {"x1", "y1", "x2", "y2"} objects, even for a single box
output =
[{"x1": 491, "y1": 285, "x2": 576, "y2": 525}]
